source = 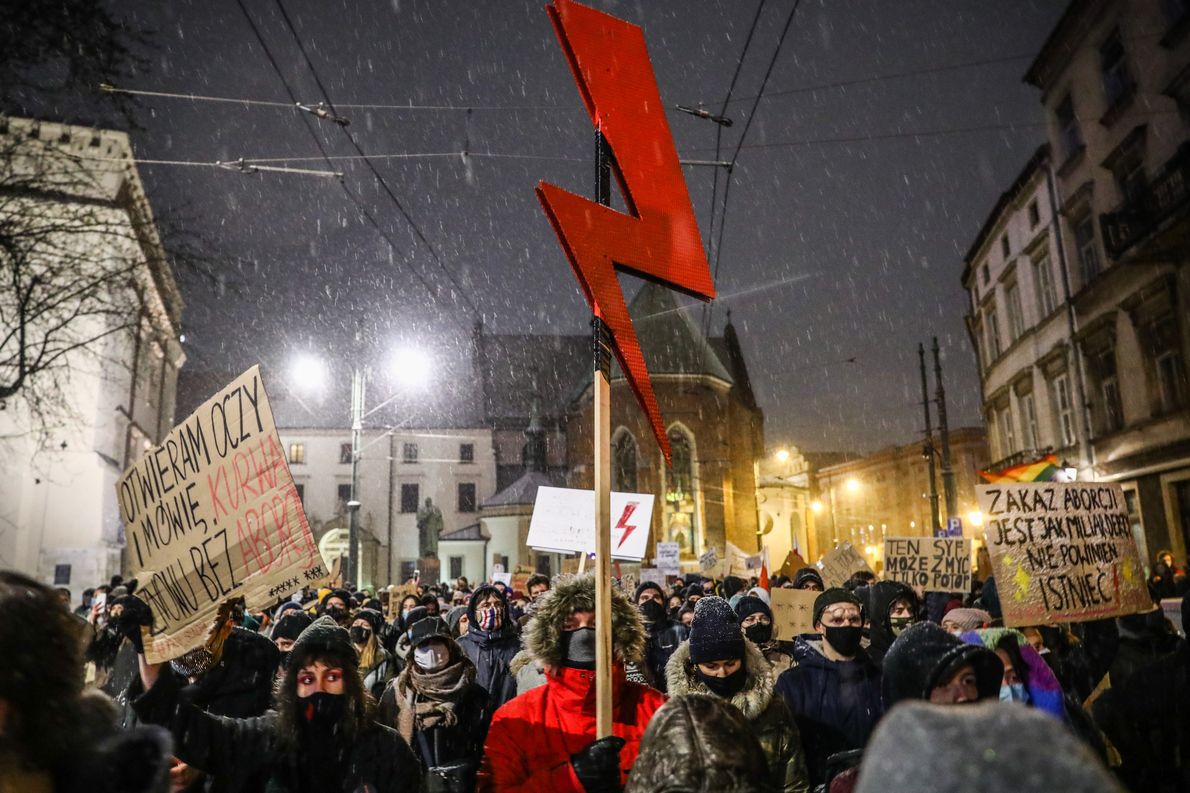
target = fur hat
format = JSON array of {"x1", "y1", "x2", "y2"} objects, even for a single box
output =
[
  {"x1": 523, "y1": 574, "x2": 645, "y2": 668},
  {"x1": 287, "y1": 615, "x2": 357, "y2": 670},
  {"x1": 882, "y1": 621, "x2": 1002, "y2": 708},
  {"x1": 688, "y1": 596, "x2": 745, "y2": 664}
]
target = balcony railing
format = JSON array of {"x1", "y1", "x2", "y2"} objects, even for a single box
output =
[{"x1": 1101, "y1": 143, "x2": 1190, "y2": 259}]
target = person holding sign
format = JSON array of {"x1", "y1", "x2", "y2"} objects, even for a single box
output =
[
  {"x1": 735, "y1": 595, "x2": 795, "y2": 674},
  {"x1": 665, "y1": 597, "x2": 810, "y2": 793},
  {"x1": 774, "y1": 589, "x2": 883, "y2": 789},
  {"x1": 130, "y1": 611, "x2": 420, "y2": 793}
]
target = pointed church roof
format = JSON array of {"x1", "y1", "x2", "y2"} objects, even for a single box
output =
[{"x1": 611, "y1": 281, "x2": 733, "y2": 384}]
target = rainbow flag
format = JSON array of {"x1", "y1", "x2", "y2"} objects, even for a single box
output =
[{"x1": 979, "y1": 454, "x2": 1060, "y2": 483}]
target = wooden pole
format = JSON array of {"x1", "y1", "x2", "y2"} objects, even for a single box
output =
[{"x1": 593, "y1": 128, "x2": 614, "y2": 739}]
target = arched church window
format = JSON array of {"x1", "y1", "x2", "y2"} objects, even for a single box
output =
[
  {"x1": 612, "y1": 430, "x2": 638, "y2": 492},
  {"x1": 663, "y1": 427, "x2": 698, "y2": 556}
]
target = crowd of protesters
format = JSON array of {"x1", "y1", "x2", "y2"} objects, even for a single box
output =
[{"x1": 2, "y1": 550, "x2": 1188, "y2": 793}]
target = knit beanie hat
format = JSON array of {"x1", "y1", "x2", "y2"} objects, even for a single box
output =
[
  {"x1": 813, "y1": 588, "x2": 862, "y2": 626},
  {"x1": 747, "y1": 587, "x2": 770, "y2": 606},
  {"x1": 688, "y1": 596, "x2": 745, "y2": 663},
  {"x1": 733, "y1": 595, "x2": 772, "y2": 624},
  {"x1": 634, "y1": 581, "x2": 666, "y2": 603},
  {"x1": 320, "y1": 588, "x2": 352, "y2": 610},
  {"x1": 354, "y1": 607, "x2": 385, "y2": 635},
  {"x1": 272, "y1": 610, "x2": 313, "y2": 641},
  {"x1": 444, "y1": 605, "x2": 468, "y2": 635},
  {"x1": 881, "y1": 621, "x2": 1002, "y2": 708},
  {"x1": 288, "y1": 615, "x2": 357, "y2": 670},
  {"x1": 943, "y1": 607, "x2": 992, "y2": 632},
  {"x1": 793, "y1": 567, "x2": 824, "y2": 589}
]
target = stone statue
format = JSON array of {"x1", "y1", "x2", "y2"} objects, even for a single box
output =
[{"x1": 417, "y1": 497, "x2": 444, "y2": 559}]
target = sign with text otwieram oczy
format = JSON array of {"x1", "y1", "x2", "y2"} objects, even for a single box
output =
[
  {"x1": 976, "y1": 482, "x2": 1150, "y2": 627},
  {"x1": 116, "y1": 366, "x2": 326, "y2": 663}
]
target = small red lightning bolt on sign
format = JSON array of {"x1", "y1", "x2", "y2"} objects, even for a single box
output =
[
  {"x1": 536, "y1": 0, "x2": 715, "y2": 463},
  {"x1": 614, "y1": 501, "x2": 639, "y2": 549}
]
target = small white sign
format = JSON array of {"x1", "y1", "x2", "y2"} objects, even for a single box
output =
[
  {"x1": 699, "y1": 547, "x2": 719, "y2": 572},
  {"x1": 492, "y1": 572, "x2": 512, "y2": 586},
  {"x1": 655, "y1": 541, "x2": 681, "y2": 573},
  {"x1": 527, "y1": 487, "x2": 656, "y2": 561}
]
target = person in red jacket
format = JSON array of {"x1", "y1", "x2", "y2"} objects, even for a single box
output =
[{"x1": 478, "y1": 574, "x2": 667, "y2": 792}]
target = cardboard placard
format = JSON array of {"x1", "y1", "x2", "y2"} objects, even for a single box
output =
[
  {"x1": 976, "y1": 483, "x2": 1150, "y2": 627},
  {"x1": 771, "y1": 588, "x2": 819, "y2": 641},
  {"x1": 492, "y1": 572, "x2": 512, "y2": 587},
  {"x1": 116, "y1": 366, "x2": 323, "y2": 663},
  {"x1": 639, "y1": 567, "x2": 668, "y2": 588},
  {"x1": 883, "y1": 537, "x2": 972, "y2": 592},
  {"x1": 699, "y1": 547, "x2": 719, "y2": 573},
  {"x1": 510, "y1": 572, "x2": 531, "y2": 595},
  {"x1": 816, "y1": 543, "x2": 872, "y2": 588},
  {"x1": 655, "y1": 541, "x2": 681, "y2": 574},
  {"x1": 526, "y1": 487, "x2": 656, "y2": 560},
  {"x1": 726, "y1": 541, "x2": 751, "y2": 575},
  {"x1": 778, "y1": 550, "x2": 809, "y2": 579}
]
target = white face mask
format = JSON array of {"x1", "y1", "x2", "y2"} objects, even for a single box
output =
[{"x1": 413, "y1": 642, "x2": 450, "y2": 672}]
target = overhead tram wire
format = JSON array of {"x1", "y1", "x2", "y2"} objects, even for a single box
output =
[
  {"x1": 704, "y1": 0, "x2": 803, "y2": 342},
  {"x1": 699, "y1": 0, "x2": 768, "y2": 344},
  {"x1": 232, "y1": 0, "x2": 470, "y2": 334},
  {"x1": 270, "y1": 0, "x2": 479, "y2": 318}
]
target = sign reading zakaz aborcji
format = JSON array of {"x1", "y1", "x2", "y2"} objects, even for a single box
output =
[
  {"x1": 976, "y1": 482, "x2": 1150, "y2": 627},
  {"x1": 115, "y1": 366, "x2": 326, "y2": 663}
]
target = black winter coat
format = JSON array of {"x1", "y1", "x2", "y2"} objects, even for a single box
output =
[
  {"x1": 377, "y1": 676, "x2": 492, "y2": 778},
  {"x1": 133, "y1": 668, "x2": 421, "y2": 793},
  {"x1": 643, "y1": 620, "x2": 687, "y2": 692},
  {"x1": 775, "y1": 636, "x2": 883, "y2": 788},
  {"x1": 457, "y1": 626, "x2": 520, "y2": 708}
]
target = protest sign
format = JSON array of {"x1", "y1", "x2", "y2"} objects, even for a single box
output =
[
  {"x1": 492, "y1": 571, "x2": 512, "y2": 587},
  {"x1": 771, "y1": 588, "x2": 819, "y2": 641},
  {"x1": 526, "y1": 487, "x2": 655, "y2": 560},
  {"x1": 816, "y1": 543, "x2": 872, "y2": 588},
  {"x1": 699, "y1": 547, "x2": 719, "y2": 573},
  {"x1": 116, "y1": 366, "x2": 324, "y2": 663},
  {"x1": 639, "y1": 567, "x2": 667, "y2": 588},
  {"x1": 510, "y1": 572, "x2": 531, "y2": 595},
  {"x1": 883, "y1": 537, "x2": 972, "y2": 592},
  {"x1": 778, "y1": 550, "x2": 809, "y2": 579},
  {"x1": 726, "y1": 541, "x2": 751, "y2": 575},
  {"x1": 976, "y1": 482, "x2": 1149, "y2": 627},
  {"x1": 655, "y1": 541, "x2": 681, "y2": 574}
]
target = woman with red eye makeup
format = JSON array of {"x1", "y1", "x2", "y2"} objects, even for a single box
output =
[{"x1": 130, "y1": 611, "x2": 421, "y2": 793}]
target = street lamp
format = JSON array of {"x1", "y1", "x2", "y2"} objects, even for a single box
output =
[
  {"x1": 845, "y1": 477, "x2": 861, "y2": 494},
  {"x1": 810, "y1": 500, "x2": 823, "y2": 514},
  {"x1": 967, "y1": 510, "x2": 984, "y2": 528},
  {"x1": 775, "y1": 448, "x2": 790, "y2": 463}
]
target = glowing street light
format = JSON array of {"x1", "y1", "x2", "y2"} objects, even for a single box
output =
[
  {"x1": 968, "y1": 510, "x2": 985, "y2": 528},
  {"x1": 390, "y1": 347, "x2": 432, "y2": 390},
  {"x1": 810, "y1": 500, "x2": 823, "y2": 514},
  {"x1": 845, "y1": 477, "x2": 861, "y2": 494},
  {"x1": 289, "y1": 352, "x2": 328, "y2": 393},
  {"x1": 775, "y1": 448, "x2": 790, "y2": 463}
]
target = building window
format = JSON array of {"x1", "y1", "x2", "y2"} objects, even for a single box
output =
[
  {"x1": 458, "y1": 482, "x2": 477, "y2": 513},
  {"x1": 294, "y1": 483, "x2": 305, "y2": 505},
  {"x1": 1056, "y1": 95, "x2": 1082, "y2": 160},
  {"x1": 985, "y1": 306, "x2": 1002, "y2": 360},
  {"x1": 459, "y1": 443, "x2": 474, "y2": 463},
  {"x1": 1109, "y1": 132, "x2": 1147, "y2": 204},
  {"x1": 1100, "y1": 29, "x2": 1134, "y2": 109},
  {"x1": 1151, "y1": 317, "x2": 1188, "y2": 413},
  {"x1": 1092, "y1": 347, "x2": 1124, "y2": 433},
  {"x1": 664, "y1": 428, "x2": 698, "y2": 557},
  {"x1": 1027, "y1": 200, "x2": 1040, "y2": 228},
  {"x1": 1053, "y1": 373, "x2": 1076, "y2": 447},
  {"x1": 1021, "y1": 393, "x2": 1039, "y2": 449},
  {"x1": 997, "y1": 407, "x2": 1016, "y2": 457},
  {"x1": 1000, "y1": 233, "x2": 1011, "y2": 260},
  {"x1": 1034, "y1": 254, "x2": 1057, "y2": 317},
  {"x1": 1074, "y1": 214, "x2": 1101, "y2": 285},
  {"x1": 400, "y1": 483, "x2": 419, "y2": 513},
  {"x1": 402, "y1": 442, "x2": 418, "y2": 463},
  {"x1": 288, "y1": 443, "x2": 306, "y2": 465},
  {"x1": 980, "y1": 263, "x2": 989, "y2": 286},
  {"x1": 449, "y1": 556, "x2": 464, "y2": 580},
  {"x1": 612, "y1": 431, "x2": 639, "y2": 492},
  {"x1": 336, "y1": 483, "x2": 352, "y2": 512},
  {"x1": 339, "y1": 443, "x2": 352, "y2": 464},
  {"x1": 53, "y1": 564, "x2": 71, "y2": 585},
  {"x1": 1005, "y1": 281, "x2": 1025, "y2": 341}
]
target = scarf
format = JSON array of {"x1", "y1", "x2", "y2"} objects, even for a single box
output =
[{"x1": 394, "y1": 652, "x2": 476, "y2": 745}]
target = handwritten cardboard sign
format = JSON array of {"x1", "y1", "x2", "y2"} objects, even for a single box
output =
[
  {"x1": 699, "y1": 547, "x2": 719, "y2": 573},
  {"x1": 655, "y1": 541, "x2": 681, "y2": 574},
  {"x1": 639, "y1": 567, "x2": 668, "y2": 588},
  {"x1": 976, "y1": 482, "x2": 1150, "y2": 627},
  {"x1": 526, "y1": 487, "x2": 656, "y2": 561},
  {"x1": 817, "y1": 543, "x2": 872, "y2": 588},
  {"x1": 771, "y1": 588, "x2": 819, "y2": 641},
  {"x1": 883, "y1": 537, "x2": 972, "y2": 592},
  {"x1": 116, "y1": 366, "x2": 324, "y2": 663}
]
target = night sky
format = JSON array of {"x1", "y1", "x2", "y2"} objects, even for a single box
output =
[{"x1": 15, "y1": 0, "x2": 1064, "y2": 453}]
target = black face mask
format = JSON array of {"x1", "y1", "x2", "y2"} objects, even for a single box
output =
[
  {"x1": 326, "y1": 606, "x2": 346, "y2": 622},
  {"x1": 639, "y1": 599, "x2": 667, "y2": 625},
  {"x1": 300, "y1": 691, "x2": 347, "y2": 729},
  {"x1": 349, "y1": 626, "x2": 371, "y2": 645},
  {"x1": 696, "y1": 665, "x2": 747, "y2": 698},
  {"x1": 744, "y1": 622, "x2": 773, "y2": 644},
  {"x1": 560, "y1": 627, "x2": 597, "y2": 670},
  {"x1": 823, "y1": 625, "x2": 863, "y2": 658}
]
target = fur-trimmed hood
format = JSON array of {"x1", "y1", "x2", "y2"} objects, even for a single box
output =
[
  {"x1": 522, "y1": 574, "x2": 646, "y2": 669},
  {"x1": 665, "y1": 639, "x2": 774, "y2": 721}
]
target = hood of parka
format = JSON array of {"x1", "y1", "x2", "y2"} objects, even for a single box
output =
[
  {"x1": 523, "y1": 574, "x2": 646, "y2": 669},
  {"x1": 625, "y1": 693, "x2": 773, "y2": 793},
  {"x1": 665, "y1": 638, "x2": 774, "y2": 720}
]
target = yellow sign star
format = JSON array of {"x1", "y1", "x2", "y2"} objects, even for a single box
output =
[{"x1": 1013, "y1": 561, "x2": 1032, "y2": 602}]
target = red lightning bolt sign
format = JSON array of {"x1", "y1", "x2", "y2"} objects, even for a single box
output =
[
  {"x1": 614, "y1": 501, "x2": 639, "y2": 549},
  {"x1": 536, "y1": 0, "x2": 715, "y2": 463}
]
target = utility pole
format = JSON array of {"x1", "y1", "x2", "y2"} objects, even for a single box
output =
[
  {"x1": 933, "y1": 337, "x2": 958, "y2": 522},
  {"x1": 348, "y1": 364, "x2": 364, "y2": 587},
  {"x1": 919, "y1": 343, "x2": 941, "y2": 535}
]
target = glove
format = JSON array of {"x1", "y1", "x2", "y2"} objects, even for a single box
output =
[
  {"x1": 110, "y1": 594, "x2": 153, "y2": 654},
  {"x1": 570, "y1": 736, "x2": 625, "y2": 793}
]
